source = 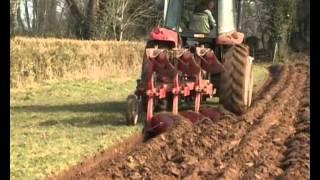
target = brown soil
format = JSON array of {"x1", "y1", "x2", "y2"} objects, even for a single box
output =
[{"x1": 50, "y1": 62, "x2": 310, "y2": 180}]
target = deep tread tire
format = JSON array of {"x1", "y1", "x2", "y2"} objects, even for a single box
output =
[{"x1": 220, "y1": 44, "x2": 254, "y2": 115}]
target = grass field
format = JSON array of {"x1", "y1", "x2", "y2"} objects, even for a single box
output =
[
  {"x1": 10, "y1": 64, "x2": 269, "y2": 180},
  {"x1": 10, "y1": 75, "x2": 143, "y2": 180}
]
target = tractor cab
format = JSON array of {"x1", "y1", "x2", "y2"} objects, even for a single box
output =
[
  {"x1": 164, "y1": 0, "x2": 217, "y2": 35},
  {"x1": 155, "y1": 0, "x2": 240, "y2": 49}
]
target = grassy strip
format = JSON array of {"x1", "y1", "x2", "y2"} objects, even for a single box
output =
[
  {"x1": 252, "y1": 63, "x2": 270, "y2": 91},
  {"x1": 10, "y1": 76, "x2": 143, "y2": 180}
]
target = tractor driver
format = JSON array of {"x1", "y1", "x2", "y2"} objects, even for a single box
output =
[{"x1": 188, "y1": 0, "x2": 216, "y2": 35}]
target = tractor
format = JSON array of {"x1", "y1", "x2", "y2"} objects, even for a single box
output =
[{"x1": 126, "y1": 0, "x2": 254, "y2": 136}]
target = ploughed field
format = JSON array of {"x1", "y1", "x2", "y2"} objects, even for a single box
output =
[{"x1": 52, "y1": 62, "x2": 310, "y2": 180}]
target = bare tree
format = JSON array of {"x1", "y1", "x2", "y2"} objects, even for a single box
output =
[
  {"x1": 107, "y1": 0, "x2": 158, "y2": 41},
  {"x1": 17, "y1": 2, "x2": 26, "y2": 33},
  {"x1": 32, "y1": 0, "x2": 37, "y2": 32},
  {"x1": 46, "y1": 0, "x2": 57, "y2": 33},
  {"x1": 85, "y1": 0, "x2": 97, "y2": 39},
  {"x1": 10, "y1": 0, "x2": 20, "y2": 36},
  {"x1": 35, "y1": 0, "x2": 47, "y2": 35},
  {"x1": 96, "y1": 0, "x2": 108, "y2": 38},
  {"x1": 10, "y1": 0, "x2": 161, "y2": 40},
  {"x1": 24, "y1": 0, "x2": 31, "y2": 32},
  {"x1": 65, "y1": 0, "x2": 86, "y2": 38},
  {"x1": 64, "y1": 0, "x2": 99, "y2": 39}
]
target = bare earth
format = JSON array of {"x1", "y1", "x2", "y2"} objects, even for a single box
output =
[{"x1": 51, "y1": 63, "x2": 310, "y2": 180}]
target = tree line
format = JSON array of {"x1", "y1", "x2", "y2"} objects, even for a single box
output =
[
  {"x1": 10, "y1": 0, "x2": 309, "y2": 58},
  {"x1": 10, "y1": 0, "x2": 161, "y2": 41}
]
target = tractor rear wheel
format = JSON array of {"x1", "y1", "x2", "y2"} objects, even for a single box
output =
[{"x1": 219, "y1": 44, "x2": 253, "y2": 115}]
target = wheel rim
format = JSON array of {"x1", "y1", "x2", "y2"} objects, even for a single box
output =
[
  {"x1": 244, "y1": 57, "x2": 253, "y2": 107},
  {"x1": 126, "y1": 95, "x2": 139, "y2": 125},
  {"x1": 248, "y1": 66, "x2": 254, "y2": 107},
  {"x1": 133, "y1": 103, "x2": 139, "y2": 125}
]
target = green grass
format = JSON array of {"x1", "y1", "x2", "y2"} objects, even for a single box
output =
[
  {"x1": 10, "y1": 75, "x2": 143, "y2": 180},
  {"x1": 10, "y1": 63, "x2": 269, "y2": 180}
]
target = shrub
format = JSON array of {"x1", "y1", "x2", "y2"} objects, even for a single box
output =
[{"x1": 10, "y1": 37, "x2": 145, "y2": 88}]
